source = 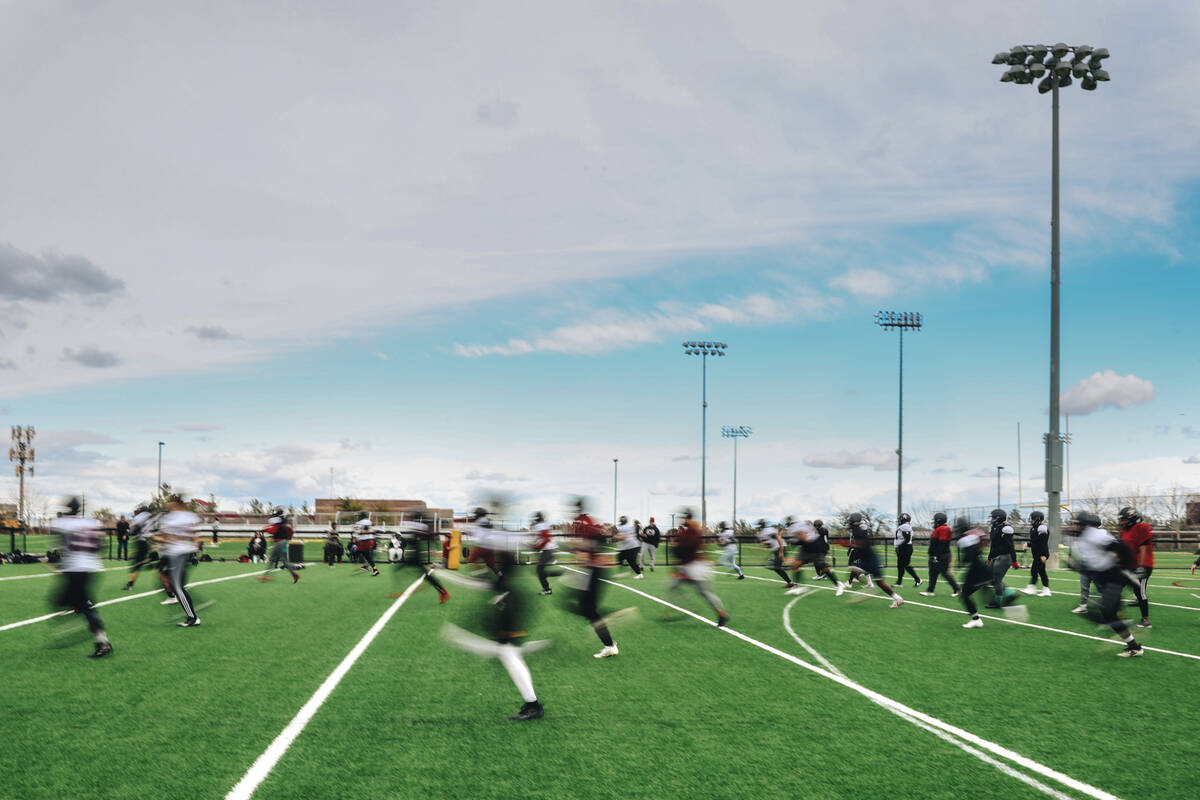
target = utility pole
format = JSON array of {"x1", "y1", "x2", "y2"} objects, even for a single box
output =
[
  {"x1": 157, "y1": 441, "x2": 165, "y2": 498},
  {"x1": 10, "y1": 425, "x2": 35, "y2": 537}
]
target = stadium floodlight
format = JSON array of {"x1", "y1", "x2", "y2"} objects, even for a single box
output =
[
  {"x1": 1028, "y1": 62, "x2": 1046, "y2": 77},
  {"x1": 874, "y1": 311, "x2": 922, "y2": 520},
  {"x1": 992, "y1": 52, "x2": 1009, "y2": 65},
  {"x1": 992, "y1": 43, "x2": 1110, "y2": 567},
  {"x1": 721, "y1": 426, "x2": 752, "y2": 526},
  {"x1": 683, "y1": 340, "x2": 728, "y2": 527}
]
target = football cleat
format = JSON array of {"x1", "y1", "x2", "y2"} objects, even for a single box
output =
[
  {"x1": 1135, "y1": 620, "x2": 1152, "y2": 629},
  {"x1": 1022, "y1": 585, "x2": 1037, "y2": 595},
  {"x1": 889, "y1": 595, "x2": 904, "y2": 608},
  {"x1": 1071, "y1": 604, "x2": 1089, "y2": 614},
  {"x1": 717, "y1": 613, "x2": 729, "y2": 628},
  {"x1": 1117, "y1": 644, "x2": 1144, "y2": 658},
  {"x1": 914, "y1": 578, "x2": 923, "y2": 587},
  {"x1": 593, "y1": 645, "x2": 619, "y2": 659},
  {"x1": 962, "y1": 617, "x2": 983, "y2": 629},
  {"x1": 1038, "y1": 587, "x2": 1052, "y2": 597},
  {"x1": 835, "y1": 583, "x2": 845, "y2": 597},
  {"x1": 89, "y1": 641, "x2": 113, "y2": 658},
  {"x1": 509, "y1": 701, "x2": 544, "y2": 721},
  {"x1": 737, "y1": 574, "x2": 745, "y2": 580},
  {"x1": 539, "y1": 589, "x2": 552, "y2": 596},
  {"x1": 177, "y1": 618, "x2": 201, "y2": 628},
  {"x1": 633, "y1": 573, "x2": 644, "y2": 580},
  {"x1": 292, "y1": 573, "x2": 300, "y2": 583},
  {"x1": 950, "y1": 590, "x2": 960, "y2": 597},
  {"x1": 161, "y1": 596, "x2": 179, "y2": 605},
  {"x1": 919, "y1": 591, "x2": 935, "y2": 597},
  {"x1": 439, "y1": 590, "x2": 451, "y2": 605},
  {"x1": 785, "y1": 587, "x2": 803, "y2": 596}
]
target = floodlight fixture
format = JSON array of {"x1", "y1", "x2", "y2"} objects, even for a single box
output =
[
  {"x1": 682, "y1": 340, "x2": 730, "y2": 527},
  {"x1": 990, "y1": 42, "x2": 1111, "y2": 567},
  {"x1": 721, "y1": 425, "x2": 752, "y2": 525},
  {"x1": 874, "y1": 310, "x2": 923, "y2": 519},
  {"x1": 992, "y1": 52, "x2": 1009, "y2": 65}
]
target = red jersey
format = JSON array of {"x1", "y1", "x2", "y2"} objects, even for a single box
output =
[
  {"x1": 1120, "y1": 522, "x2": 1154, "y2": 567},
  {"x1": 931, "y1": 525, "x2": 952, "y2": 541},
  {"x1": 673, "y1": 521, "x2": 703, "y2": 564}
]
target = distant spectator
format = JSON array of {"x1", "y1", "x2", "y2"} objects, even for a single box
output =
[
  {"x1": 324, "y1": 530, "x2": 343, "y2": 567},
  {"x1": 115, "y1": 515, "x2": 130, "y2": 560},
  {"x1": 248, "y1": 532, "x2": 267, "y2": 563},
  {"x1": 211, "y1": 518, "x2": 220, "y2": 545}
]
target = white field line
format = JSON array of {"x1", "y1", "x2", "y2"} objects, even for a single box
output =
[
  {"x1": 1029, "y1": 586, "x2": 1199, "y2": 613},
  {"x1": 1042, "y1": 573, "x2": 1198, "y2": 593},
  {"x1": 0, "y1": 565, "x2": 130, "y2": 582},
  {"x1": 578, "y1": 568, "x2": 1122, "y2": 800},
  {"x1": 781, "y1": 597, "x2": 1076, "y2": 800},
  {"x1": 717, "y1": 571, "x2": 1200, "y2": 662},
  {"x1": 226, "y1": 573, "x2": 425, "y2": 800},
  {"x1": 0, "y1": 569, "x2": 269, "y2": 632}
]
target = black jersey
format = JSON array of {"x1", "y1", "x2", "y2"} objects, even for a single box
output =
[
  {"x1": 987, "y1": 522, "x2": 1015, "y2": 560},
  {"x1": 1029, "y1": 524, "x2": 1049, "y2": 557}
]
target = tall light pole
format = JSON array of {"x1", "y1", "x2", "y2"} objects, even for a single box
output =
[
  {"x1": 721, "y1": 426, "x2": 752, "y2": 527},
  {"x1": 157, "y1": 441, "x2": 165, "y2": 497},
  {"x1": 612, "y1": 458, "x2": 619, "y2": 525},
  {"x1": 9, "y1": 426, "x2": 35, "y2": 535},
  {"x1": 993, "y1": 43, "x2": 1109, "y2": 566},
  {"x1": 996, "y1": 466, "x2": 1005, "y2": 508},
  {"x1": 874, "y1": 312, "x2": 922, "y2": 519},
  {"x1": 683, "y1": 341, "x2": 727, "y2": 528}
]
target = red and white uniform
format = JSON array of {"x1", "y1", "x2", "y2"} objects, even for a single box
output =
[
  {"x1": 532, "y1": 521, "x2": 556, "y2": 552},
  {"x1": 1121, "y1": 521, "x2": 1154, "y2": 568}
]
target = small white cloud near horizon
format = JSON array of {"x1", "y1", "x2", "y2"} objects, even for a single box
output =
[
  {"x1": 828, "y1": 268, "x2": 898, "y2": 298},
  {"x1": 1060, "y1": 370, "x2": 1154, "y2": 416},
  {"x1": 804, "y1": 448, "x2": 908, "y2": 472}
]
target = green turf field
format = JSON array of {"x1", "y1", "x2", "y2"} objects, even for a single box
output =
[{"x1": 2, "y1": 550, "x2": 1198, "y2": 800}]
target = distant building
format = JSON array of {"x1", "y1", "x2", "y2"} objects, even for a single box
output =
[{"x1": 312, "y1": 498, "x2": 455, "y2": 524}]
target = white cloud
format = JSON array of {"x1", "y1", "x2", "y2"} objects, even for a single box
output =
[
  {"x1": 804, "y1": 448, "x2": 905, "y2": 472},
  {"x1": 1060, "y1": 370, "x2": 1154, "y2": 416},
  {"x1": 453, "y1": 288, "x2": 835, "y2": 357},
  {"x1": 828, "y1": 268, "x2": 898, "y2": 298}
]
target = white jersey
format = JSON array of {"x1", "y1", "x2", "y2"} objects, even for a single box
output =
[
  {"x1": 53, "y1": 516, "x2": 104, "y2": 572},
  {"x1": 1076, "y1": 526, "x2": 1118, "y2": 572},
  {"x1": 615, "y1": 523, "x2": 640, "y2": 551},
  {"x1": 159, "y1": 510, "x2": 200, "y2": 556},
  {"x1": 718, "y1": 527, "x2": 736, "y2": 547},
  {"x1": 532, "y1": 522, "x2": 556, "y2": 551},
  {"x1": 132, "y1": 510, "x2": 157, "y2": 541},
  {"x1": 757, "y1": 526, "x2": 781, "y2": 552},
  {"x1": 354, "y1": 519, "x2": 375, "y2": 543},
  {"x1": 786, "y1": 521, "x2": 807, "y2": 544},
  {"x1": 894, "y1": 523, "x2": 913, "y2": 547}
]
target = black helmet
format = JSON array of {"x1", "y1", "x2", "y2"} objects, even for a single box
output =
[
  {"x1": 784, "y1": 515, "x2": 796, "y2": 527},
  {"x1": 718, "y1": 520, "x2": 728, "y2": 530},
  {"x1": 619, "y1": 515, "x2": 628, "y2": 525},
  {"x1": 933, "y1": 511, "x2": 947, "y2": 526},
  {"x1": 1075, "y1": 511, "x2": 1102, "y2": 529},
  {"x1": 847, "y1": 512, "x2": 864, "y2": 530},
  {"x1": 470, "y1": 507, "x2": 488, "y2": 522},
  {"x1": 898, "y1": 512, "x2": 911, "y2": 524},
  {"x1": 357, "y1": 510, "x2": 370, "y2": 521},
  {"x1": 756, "y1": 518, "x2": 767, "y2": 529},
  {"x1": 1118, "y1": 507, "x2": 1140, "y2": 528},
  {"x1": 952, "y1": 516, "x2": 972, "y2": 536},
  {"x1": 531, "y1": 511, "x2": 545, "y2": 524},
  {"x1": 1029, "y1": 510, "x2": 1045, "y2": 524},
  {"x1": 813, "y1": 519, "x2": 825, "y2": 530},
  {"x1": 990, "y1": 509, "x2": 1007, "y2": 524},
  {"x1": 63, "y1": 496, "x2": 83, "y2": 516}
]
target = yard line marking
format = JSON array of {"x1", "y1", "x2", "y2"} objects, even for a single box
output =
[
  {"x1": 718, "y1": 571, "x2": 1200, "y2": 662},
  {"x1": 580, "y1": 569, "x2": 1121, "y2": 800},
  {"x1": 0, "y1": 569, "x2": 269, "y2": 632},
  {"x1": 1031, "y1": 587, "x2": 1199, "y2": 612},
  {"x1": 0, "y1": 565, "x2": 128, "y2": 582},
  {"x1": 781, "y1": 601, "x2": 1076, "y2": 800},
  {"x1": 1046, "y1": 574, "x2": 1198, "y2": 594},
  {"x1": 225, "y1": 573, "x2": 425, "y2": 800}
]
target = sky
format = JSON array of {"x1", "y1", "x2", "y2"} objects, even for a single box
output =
[{"x1": 2, "y1": 0, "x2": 1198, "y2": 524}]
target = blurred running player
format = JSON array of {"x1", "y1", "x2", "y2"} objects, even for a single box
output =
[
  {"x1": 1074, "y1": 512, "x2": 1144, "y2": 657},
  {"x1": 262, "y1": 508, "x2": 300, "y2": 583},
  {"x1": 843, "y1": 514, "x2": 903, "y2": 607},
  {"x1": 614, "y1": 515, "x2": 643, "y2": 578},
  {"x1": 667, "y1": 509, "x2": 728, "y2": 626},
  {"x1": 955, "y1": 518, "x2": 992, "y2": 629},
  {"x1": 394, "y1": 514, "x2": 450, "y2": 604},
  {"x1": 715, "y1": 521, "x2": 744, "y2": 579},
  {"x1": 920, "y1": 512, "x2": 960, "y2": 597},
  {"x1": 893, "y1": 513, "x2": 922, "y2": 586},
  {"x1": 160, "y1": 494, "x2": 203, "y2": 627},
  {"x1": 1118, "y1": 506, "x2": 1153, "y2": 629},
  {"x1": 51, "y1": 497, "x2": 113, "y2": 657},
  {"x1": 787, "y1": 520, "x2": 845, "y2": 596},
  {"x1": 531, "y1": 511, "x2": 556, "y2": 595},
  {"x1": 354, "y1": 511, "x2": 380, "y2": 577},
  {"x1": 984, "y1": 509, "x2": 1018, "y2": 609},
  {"x1": 755, "y1": 519, "x2": 795, "y2": 588},
  {"x1": 122, "y1": 503, "x2": 157, "y2": 591},
  {"x1": 568, "y1": 498, "x2": 619, "y2": 658},
  {"x1": 1022, "y1": 511, "x2": 1052, "y2": 597}
]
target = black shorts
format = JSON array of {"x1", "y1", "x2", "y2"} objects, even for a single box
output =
[
  {"x1": 157, "y1": 555, "x2": 171, "y2": 573},
  {"x1": 131, "y1": 539, "x2": 150, "y2": 569},
  {"x1": 797, "y1": 549, "x2": 827, "y2": 571},
  {"x1": 853, "y1": 550, "x2": 882, "y2": 579},
  {"x1": 58, "y1": 571, "x2": 96, "y2": 613}
]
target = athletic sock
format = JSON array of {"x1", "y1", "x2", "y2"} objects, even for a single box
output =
[
  {"x1": 498, "y1": 644, "x2": 537, "y2": 703},
  {"x1": 94, "y1": 630, "x2": 110, "y2": 644},
  {"x1": 595, "y1": 622, "x2": 614, "y2": 648}
]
